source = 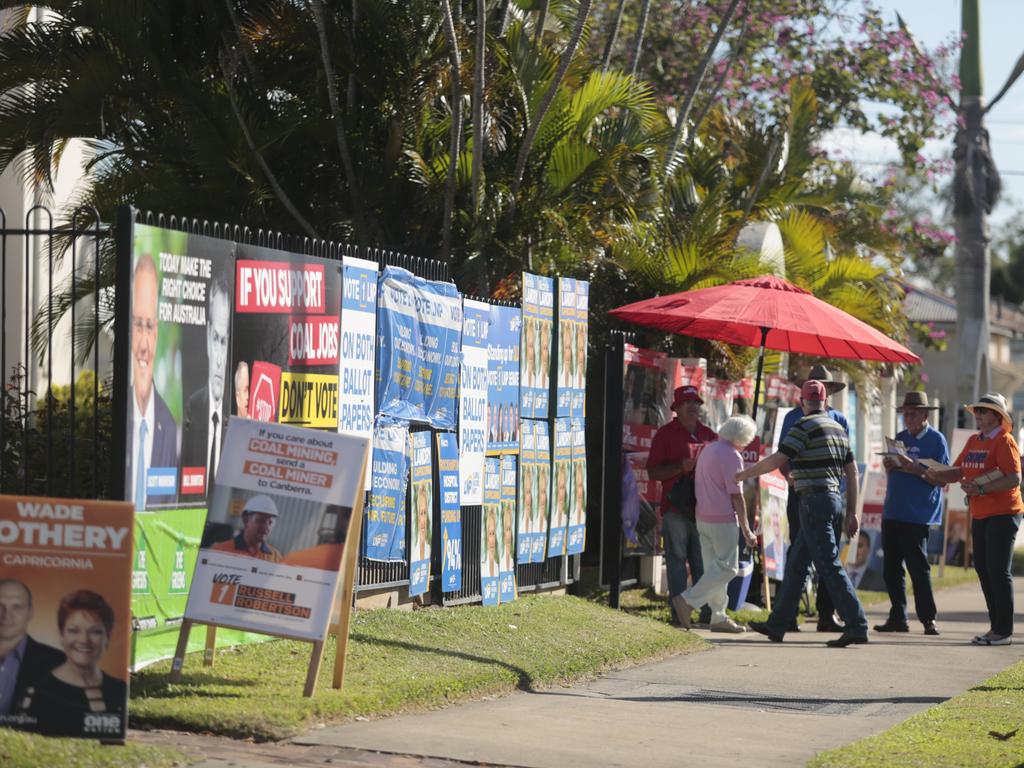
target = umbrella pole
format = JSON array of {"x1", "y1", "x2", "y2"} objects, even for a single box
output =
[{"x1": 751, "y1": 326, "x2": 769, "y2": 420}]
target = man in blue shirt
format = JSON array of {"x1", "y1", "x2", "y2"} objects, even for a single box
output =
[
  {"x1": 876, "y1": 391, "x2": 948, "y2": 635},
  {"x1": 777, "y1": 365, "x2": 849, "y2": 632}
]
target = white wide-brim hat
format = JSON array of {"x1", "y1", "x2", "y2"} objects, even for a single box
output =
[{"x1": 965, "y1": 392, "x2": 1013, "y2": 427}]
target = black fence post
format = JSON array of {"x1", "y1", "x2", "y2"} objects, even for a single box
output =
[
  {"x1": 601, "y1": 332, "x2": 625, "y2": 609},
  {"x1": 110, "y1": 206, "x2": 134, "y2": 501}
]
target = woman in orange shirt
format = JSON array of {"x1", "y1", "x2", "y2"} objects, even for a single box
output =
[{"x1": 927, "y1": 393, "x2": 1023, "y2": 646}]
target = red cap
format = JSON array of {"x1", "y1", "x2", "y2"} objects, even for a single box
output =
[
  {"x1": 672, "y1": 385, "x2": 704, "y2": 408},
  {"x1": 801, "y1": 379, "x2": 827, "y2": 402}
]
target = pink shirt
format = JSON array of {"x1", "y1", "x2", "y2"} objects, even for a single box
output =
[{"x1": 694, "y1": 439, "x2": 743, "y2": 524}]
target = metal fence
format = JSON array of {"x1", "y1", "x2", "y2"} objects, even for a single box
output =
[{"x1": 1, "y1": 204, "x2": 575, "y2": 605}]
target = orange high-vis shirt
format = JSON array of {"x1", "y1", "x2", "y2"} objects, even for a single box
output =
[{"x1": 954, "y1": 428, "x2": 1024, "y2": 519}]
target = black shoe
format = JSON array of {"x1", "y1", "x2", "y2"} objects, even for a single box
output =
[
  {"x1": 923, "y1": 622, "x2": 940, "y2": 636},
  {"x1": 873, "y1": 620, "x2": 910, "y2": 633},
  {"x1": 826, "y1": 633, "x2": 868, "y2": 648},
  {"x1": 749, "y1": 620, "x2": 784, "y2": 643},
  {"x1": 787, "y1": 619, "x2": 801, "y2": 632},
  {"x1": 816, "y1": 620, "x2": 845, "y2": 633}
]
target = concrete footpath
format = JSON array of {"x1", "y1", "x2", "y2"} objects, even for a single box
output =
[{"x1": 136, "y1": 578, "x2": 1024, "y2": 767}]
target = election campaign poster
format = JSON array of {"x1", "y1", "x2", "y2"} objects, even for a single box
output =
[
  {"x1": 516, "y1": 419, "x2": 536, "y2": 564},
  {"x1": 499, "y1": 454, "x2": 518, "y2": 603},
  {"x1": 376, "y1": 266, "x2": 463, "y2": 429},
  {"x1": 459, "y1": 300, "x2": 490, "y2": 504},
  {"x1": 555, "y1": 278, "x2": 576, "y2": 419},
  {"x1": 232, "y1": 246, "x2": 343, "y2": 436},
  {"x1": 481, "y1": 458, "x2": 501, "y2": 605},
  {"x1": 486, "y1": 304, "x2": 521, "y2": 454},
  {"x1": 548, "y1": 418, "x2": 571, "y2": 556},
  {"x1": 127, "y1": 223, "x2": 248, "y2": 669},
  {"x1": 437, "y1": 433, "x2": 462, "y2": 592},
  {"x1": 181, "y1": 418, "x2": 368, "y2": 643},
  {"x1": 532, "y1": 420, "x2": 551, "y2": 563},
  {"x1": 520, "y1": 272, "x2": 554, "y2": 420},
  {"x1": 566, "y1": 418, "x2": 587, "y2": 556},
  {"x1": 408, "y1": 431, "x2": 434, "y2": 596},
  {"x1": 572, "y1": 280, "x2": 589, "y2": 419},
  {"x1": 363, "y1": 418, "x2": 410, "y2": 562},
  {"x1": 340, "y1": 256, "x2": 379, "y2": 486},
  {"x1": 0, "y1": 496, "x2": 134, "y2": 740},
  {"x1": 759, "y1": 471, "x2": 789, "y2": 581},
  {"x1": 844, "y1": 469, "x2": 886, "y2": 591}
]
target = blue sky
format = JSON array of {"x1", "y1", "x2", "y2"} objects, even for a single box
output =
[{"x1": 825, "y1": 0, "x2": 1024, "y2": 228}]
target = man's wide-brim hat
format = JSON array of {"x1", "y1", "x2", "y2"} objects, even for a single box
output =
[
  {"x1": 897, "y1": 391, "x2": 939, "y2": 411},
  {"x1": 965, "y1": 392, "x2": 1013, "y2": 427},
  {"x1": 795, "y1": 364, "x2": 846, "y2": 394}
]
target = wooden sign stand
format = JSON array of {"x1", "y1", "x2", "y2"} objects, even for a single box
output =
[{"x1": 169, "y1": 452, "x2": 368, "y2": 698}]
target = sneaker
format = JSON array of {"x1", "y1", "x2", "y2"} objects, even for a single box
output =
[
  {"x1": 972, "y1": 634, "x2": 1012, "y2": 646},
  {"x1": 923, "y1": 622, "x2": 940, "y2": 636},
  {"x1": 874, "y1": 620, "x2": 910, "y2": 633},
  {"x1": 671, "y1": 595, "x2": 694, "y2": 629},
  {"x1": 748, "y1": 620, "x2": 784, "y2": 642},
  {"x1": 709, "y1": 618, "x2": 746, "y2": 634}
]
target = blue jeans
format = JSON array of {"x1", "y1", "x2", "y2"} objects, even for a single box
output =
[
  {"x1": 662, "y1": 512, "x2": 708, "y2": 620},
  {"x1": 767, "y1": 489, "x2": 867, "y2": 637}
]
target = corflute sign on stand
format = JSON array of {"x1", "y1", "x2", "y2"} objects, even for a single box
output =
[
  {"x1": 363, "y1": 418, "x2": 410, "y2": 562},
  {"x1": 408, "y1": 431, "x2": 434, "y2": 596},
  {"x1": 531, "y1": 420, "x2": 551, "y2": 563},
  {"x1": 566, "y1": 418, "x2": 587, "y2": 555},
  {"x1": 555, "y1": 278, "x2": 576, "y2": 419},
  {"x1": 481, "y1": 458, "x2": 501, "y2": 605},
  {"x1": 340, "y1": 256, "x2": 379, "y2": 486},
  {"x1": 499, "y1": 454, "x2": 518, "y2": 603},
  {"x1": 376, "y1": 267, "x2": 463, "y2": 429},
  {"x1": 437, "y1": 433, "x2": 462, "y2": 592},
  {"x1": 520, "y1": 272, "x2": 554, "y2": 420},
  {"x1": 572, "y1": 280, "x2": 589, "y2": 419},
  {"x1": 517, "y1": 419, "x2": 536, "y2": 564},
  {"x1": 486, "y1": 304, "x2": 521, "y2": 454},
  {"x1": 0, "y1": 496, "x2": 134, "y2": 740},
  {"x1": 459, "y1": 300, "x2": 490, "y2": 504},
  {"x1": 549, "y1": 418, "x2": 572, "y2": 556}
]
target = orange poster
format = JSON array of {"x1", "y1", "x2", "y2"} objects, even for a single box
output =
[{"x1": 0, "y1": 495, "x2": 134, "y2": 740}]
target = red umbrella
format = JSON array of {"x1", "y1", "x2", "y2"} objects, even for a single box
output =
[{"x1": 610, "y1": 275, "x2": 919, "y2": 415}]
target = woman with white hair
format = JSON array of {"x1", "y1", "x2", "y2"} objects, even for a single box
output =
[{"x1": 672, "y1": 415, "x2": 759, "y2": 633}]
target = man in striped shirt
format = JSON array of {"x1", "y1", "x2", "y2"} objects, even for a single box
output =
[{"x1": 737, "y1": 380, "x2": 869, "y2": 648}]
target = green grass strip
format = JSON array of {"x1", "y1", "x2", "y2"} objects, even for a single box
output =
[
  {"x1": 810, "y1": 660, "x2": 1024, "y2": 768},
  {"x1": 0, "y1": 730, "x2": 188, "y2": 768},
  {"x1": 129, "y1": 594, "x2": 704, "y2": 741}
]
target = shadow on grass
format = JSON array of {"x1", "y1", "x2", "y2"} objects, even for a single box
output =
[
  {"x1": 132, "y1": 672, "x2": 262, "y2": 699},
  {"x1": 348, "y1": 633, "x2": 536, "y2": 690}
]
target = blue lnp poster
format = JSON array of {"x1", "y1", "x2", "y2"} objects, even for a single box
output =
[
  {"x1": 340, "y1": 256, "x2": 379, "y2": 487},
  {"x1": 549, "y1": 418, "x2": 572, "y2": 556},
  {"x1": 481, "y1": 458, "x2": 501, "y2": 606},
  {"x1": 566, "y1": 417, "x2": 587, "y2": 555},
  {"x1": 499, "y1": 454, "x2": 518, "y2": 603},
  {"x1": 555, "y1": 278, "x2": 576, "y2": 419},
  {"x1": 516, "y1": 419, "x2": 535, "y2": 564},
  {"x1": 520, "y1": 272, "x2": 554, "y2": 420},
  {"x1": 437, "y1": 432, "x2": 462, "y2": 593},
  {"x1": 408, "y1": 430, "x2": 434, "y2": 596},
  {"x1": 486, "y1": 304, "x2": 521, "y2": 454},
  {"x1": 459, "y1": 300, "x2": 489, "y2": 505},
  {"x1": 572, "y1": 281, "x2": 589, "y2": 419},
  {"x1": 531, "y1": 420, "x2": 550, "y2": 563},
  {"x1": 364, "y1": 418, "x2": 410, "y2": 562},
  {"x1": 376, "y1": 266, "x2": 462, "y2": 429}
]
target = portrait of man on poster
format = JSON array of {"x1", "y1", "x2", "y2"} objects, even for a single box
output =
[
  {"x1": 0, "y1": 579, "x2": 64, "y2": 719},
  {"x1": 127, "y1": 253, "x2": 179, "y2": 511},
  {"x1": 182, "y1": 273, "x2": 231, "y2": 496}
]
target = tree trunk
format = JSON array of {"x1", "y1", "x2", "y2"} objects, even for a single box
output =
[
  {"x1": 472, "y1": 0, "x2": 486, "y2": 215},
  {"x1": 628, "y1": 0, "x2": 651, "y2": 78},
  {"x1": 534, "y1": 0, "x2": 548, "y2": 44},
  {"x1": 440, "y1": 0, "x2": 464, "y2": 262},
  {"x1": 662, "y1": 0, "x2": 742, "y2": 176},
  {"x1": 600, "y1": 0, "x2": 627, "y2": 73},
  {"x1": 510, "y1": 0, "x2": 593, "y2": 211}
]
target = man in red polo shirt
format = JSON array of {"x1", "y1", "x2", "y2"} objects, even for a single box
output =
[{"x1": 647, "y1": 385, "x2": 717, "y2": 626}]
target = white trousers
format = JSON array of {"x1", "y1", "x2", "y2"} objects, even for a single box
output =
[{"x1": 681, "y1": 520, "x2": 739, "y2": 624}]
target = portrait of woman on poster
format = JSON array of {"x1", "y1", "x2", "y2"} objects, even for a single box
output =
[
  {"x1": 537, "y1": 464, "x2": 551, "y2": 529},
  {"x1": 501, "y1": 505, "x2": 515, "y2": 571},
  {"x1": 575, "y1": 321, "x2": 586, "y2": 390},
  {"x1": 482, "y1": 506, "x2": 499, "y2": 578},
  {"x1": 573, "y1": 459, "x2": 586, "y2": 526},
  {"x1": 538, "y1": 320, "x2": 551, "y2": 390},
  {"x1": 559, "y1": 320, "x2": 573, "y2": 389},
  {"x1": 555, "y1": 462, "x2": 570, "y2": 529},
  {"x1": 520, "y1": 465, "x2": 534, "y2": 533},
  {"x1": 523, "y1": 317, "x2": 536, "y2": 388},
  {"x1": 21, "y1": 590, "x2": 127, "y2": 738},
  {"x1": 411, "y1": 483, "x2": 432, "y2": 562}
]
